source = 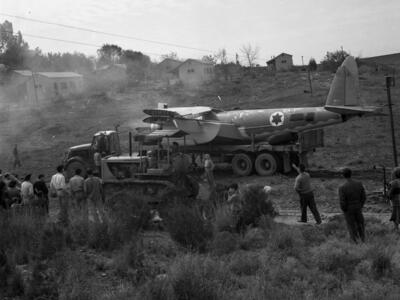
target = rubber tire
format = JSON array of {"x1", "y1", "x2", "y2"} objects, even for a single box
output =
[
  {"x1": 65, "y1": 160, "x2": 86, "y2": 180},
  {"x1": 254, "y1": 152, "x2": 281, "y2": 176},
  {"x1": 232, "y1": 153, "x2": 253, "y2": 176}
]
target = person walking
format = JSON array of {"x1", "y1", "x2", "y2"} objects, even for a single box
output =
[
  {"x1": 33, "y1": 174, "x2": 49, "y2": 215},
  {"x1": 69, "y1": 168, "x2": 86, "y2": 213},
  {"x1": 21, "y1": 174, "x2": 34, "y2": 206},
  {"x1": 84, "y1": 169, "x2": 105, "y2": 223},
  {"x1": 293, "y1": 163, "x2": 322, "y2": 224},
  {"x1": 12, "y1": 144, "x2": 22, "y2": 169},
  {"x1": 339, "y1": 168, "x2": 367, "y2": 243},
  {"x1": 50, "y1": 165, "x2": 68, "y2": 225},
  {"x1": 389, "y1": 169, "x2": 400, "y2": 231}
]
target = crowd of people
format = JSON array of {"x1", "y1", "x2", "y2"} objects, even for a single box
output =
[
  {"x1": 2, "y1": 148, "x2": 400, "y2": 244},
  {"x1": 0, "y1": 165, "x2": 105, "y2": 226}
]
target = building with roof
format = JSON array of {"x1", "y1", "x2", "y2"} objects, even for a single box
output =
[
  {"x1": 266, "y1": 53, "x2": 293, "y2": 71},
  {"x1": 10, "y1": 70, "x2": 83, "y2": 103},
  {"x1": 171, "y1": 59, "x2": 215, "y2": 87},
  {"x1": 157, "y1": 58, "x2": 181, "y2": 81}
]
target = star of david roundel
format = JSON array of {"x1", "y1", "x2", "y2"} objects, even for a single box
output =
[{"x1": 269, "y1": 112, "x2": 284, "y2": 126}]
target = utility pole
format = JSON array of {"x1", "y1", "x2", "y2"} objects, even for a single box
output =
[
  {"x1": 386, "y1": 76, "x2": 398, "y2": 166},
  {"x1": 30, "y1": 70, "x2": 39, "y2": 106}
]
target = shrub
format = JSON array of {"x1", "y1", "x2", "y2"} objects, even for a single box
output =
[
  {"x1": 0, "y1": 250, "x2": 24, "y2": 298},
  {"x1": 240, "y1": 227, "x2": 267, "y2": 250},
  {"x1": 39, "y1": 222, "x2": 68, "y2": 259},
  {"x1": 88, "y1": 221, "x2": 112, "y2": 251},
  {"x1": 25, "y1": 262, "x2": 58, "y2": 300},
  {"x1": 370, "y1": 248, "x2": 393, "y2": 279},
  {"x1": 0, "y1": 211, "x2": 43, "y2": 264},
  {"x1": 270, "y1": 226, "x2": 305, "y2": 257},
  {"x1": 300, "y1": 225, "x2": 327, "y2": 246},
  {"x1": 228, "y1": 251, "x2": 260, "y2": 276},
  {"x1": 169, "y1": 255, "x2": 234, "y2": 300},
  {"x1": 239, "y1": 184, "x2": 277, "y2": 231},
  {"x1": 213, "y1": 204, "x2": 236, "y2": 233},
  {"x1": 211, "y1": 231, "x2": 238, "y2": 256},
  {"x1": 323, "y1": 214, "x2": 348, "y2": 239},
  {"x1": 311, "y1": 239, "x2": 366, "y2": 277},
  {"x1": 166, "y1": 204, "x2": 213, "y2": 252},
  {"x1": 58, "y1": 252, "x2": 96, "y2": 300},
  {"x1": 114, "y1": 238, "x2": 146, "y2": 283}
]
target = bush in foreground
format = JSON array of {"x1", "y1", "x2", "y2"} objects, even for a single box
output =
[{"x1": 166, "y1": 204, "x2": 213, "y2": 252}]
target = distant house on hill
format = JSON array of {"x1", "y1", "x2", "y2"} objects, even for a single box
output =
[
  {"x1": 170, "y1": 59, "x2": 215, "y2": 87},
  {"x1": 266, "y1": 53, "x2": 293, "y2": 71},
  {"x1": 359, "y1": 53, "x2": 400, "y2": 70},
  {"x1": 94, "y1": 64, "x2": 127, "y2": 83},
  {"x1": 10, "y1": 70, "x2": 83, "y2": 103},
  {"x1": 157, "y1": 58, "x2": 181, "y2": 81}
]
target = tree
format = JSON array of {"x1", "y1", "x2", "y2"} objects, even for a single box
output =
[
  {"x1": 161, "y1": 51, "x2": 178, "y2": 61},
  {"x1": 201, "y1": 55, "x2": 216, "y2": 65},
  {"x1": 0, "y1": 21, "x2": 29, "y2": 68},
  {"x1": 320, "y1": 49, "x2": 349, "y2": 72},
  {"x1": 308, "y1": 58, "x2": 317, "y2": 71},
  {"x1": 240, "y1": 44, "x2": 260, "y2": 67},
  {"x1": 97, "y1": 44, "x2": 122, "y2": 66},
  {"x1": 121, "y1": 49, "x2": 152, "y2": 81}
]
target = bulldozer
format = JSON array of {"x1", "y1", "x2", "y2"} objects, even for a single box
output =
[{"x1": 65, "y1": 130, "x2": 200, "y2": 212}]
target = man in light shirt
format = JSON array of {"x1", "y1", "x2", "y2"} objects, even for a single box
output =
[
  {"x1": 21, "y1": 174, "x2": 34, "y2": 205},
  {"x1": 50, "y1": 165, "x2": 68, "y2": 225}
]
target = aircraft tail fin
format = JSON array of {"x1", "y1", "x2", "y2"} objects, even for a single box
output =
[{"x1": 323, "y1": 56, "x2": 383, "y2": 116}]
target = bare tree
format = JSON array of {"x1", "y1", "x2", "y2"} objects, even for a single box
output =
[
  {"x1": 161, "y1": 51, "x2": 179, "y2": 60},
  {"x1": 214, "y1": 48, "x2": 228, "y2": 64},
  {"x1": 240, "y1": 44, "x2": 260, "y2": 67}
]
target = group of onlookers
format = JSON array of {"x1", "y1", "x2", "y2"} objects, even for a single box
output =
[
  {"x1": 0, "y1": 171, "x2": 49, "y2": 213},
  {"x1": 0, "y1": 165, "x2": 105, "y2": 226}
]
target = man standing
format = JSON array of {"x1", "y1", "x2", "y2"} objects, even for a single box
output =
[
  {"x1": 293, "y1": 163, "x2": 322, "y2": 224},
  {"x1": 94, "y1": 151, "x2": 102, "y2": 176},
  {"x1": 69, "y1": 169, "x2": 85, "y2": 212},
  {"x1": 339, "y1": 168, "x2": 367, "y2": 243},
  {"x1": 84, "y1": 169, "x2": 104, "y2": 223},
  {"x1": 203, "y1": 154, "x2": 215, "y2": 188},
  {"x1": 21, "y1": 174, "x2": 34, "y2": 206},
  {"x1": 50, "y1": 165, "x2": 68, "y2": 225},
  {"x1": 12, "y1": 144, "x2": 22, "y2": 169},
  {"x1": 33, "y1": 174, "x2": 49, "y2": 214}
]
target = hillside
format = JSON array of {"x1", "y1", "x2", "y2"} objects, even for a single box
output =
[{"x1": 0, "y1": 68, "x2": 398, "y2": 192}]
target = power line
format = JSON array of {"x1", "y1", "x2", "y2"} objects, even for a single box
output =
[
  {"x1": 0, "y1": 13, "x2": 214, "y2": 54},
  {"x1": 3, "y1": 29, "x2": 166, "y2": 57}
]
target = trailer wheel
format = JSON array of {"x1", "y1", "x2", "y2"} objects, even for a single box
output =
[
  {"x1": 254, "y1": 152, "x2": 281, "y2": 176},
  {"x1": 232, "y1": 153, "x2": 253, "y2": 176}
]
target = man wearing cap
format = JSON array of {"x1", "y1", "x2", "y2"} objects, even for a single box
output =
[{"x1": 339, "y1": 168, "x2": 367, "y2": 243}]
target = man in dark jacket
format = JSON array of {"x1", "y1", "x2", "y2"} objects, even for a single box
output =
[
  {"x1": 339, "y1": 168, "x2": 367, "y2": 243},
  {"x1": 33, "y1": 174, "x2": 49, "y2": 214}
]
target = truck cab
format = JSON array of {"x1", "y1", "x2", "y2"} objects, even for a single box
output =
[{"x1": 64, "y1": 130, "x2": 121, "y2": 178}]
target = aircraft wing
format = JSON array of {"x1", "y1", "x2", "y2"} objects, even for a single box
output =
[
  {"x1": 143, "y1": 106, "x2": 216, "y2": 118},
  {"x1": 324, "y1": 105, "x2": 385, "y2": 116}
]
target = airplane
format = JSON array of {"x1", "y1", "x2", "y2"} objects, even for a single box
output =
[{"x1": 141, "y1": 56, "x2": 381, "y2": 147}]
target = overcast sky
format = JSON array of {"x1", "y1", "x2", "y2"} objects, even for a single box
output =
[{"x1": 1, "y1": 0, "x2": 399, "y2": 65}]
